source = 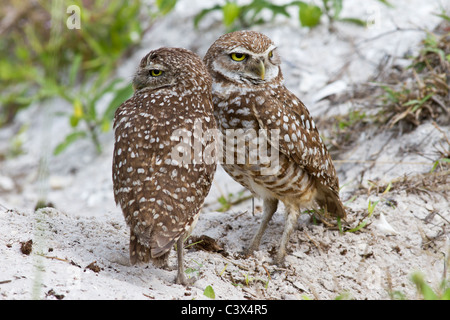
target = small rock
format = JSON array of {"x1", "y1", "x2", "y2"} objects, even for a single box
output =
[
  {"x1": 85, "y1": 261, "x2": 101, "y2": 273},
  {"x1": 20, "y1": 240, "x2": 33, "y2": 255}
]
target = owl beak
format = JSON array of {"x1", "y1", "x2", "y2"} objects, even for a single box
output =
[{"x1": 257, "y1": 60, "x2": 266, "y2": 81}]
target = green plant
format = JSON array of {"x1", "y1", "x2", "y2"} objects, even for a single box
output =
[
  {"x1": 217, "y1": 190, "x2": 252, "y2": 212},
  {"x1": 321, "y1": 0, "x2": 392, "y2": 27},
  {"x1": 339, "y1": 192, "x2": 383, "y2": 234},
  {"x1": 344, "y1": 199, "x2": 377, "y2": 233},
  {"x1": 430, "y1": 157, "x2": 450, "y2": 173},
  {"x1": 1, "y1": 0, "x2": 177, "y2": 154},
  {"x1": 195, "y1": 0, "x2": 291, "y2": 30},
  {"x1": 374, "y1": 29, "x2": 449, "y2": 130},
  {"x1": 411, "y1": 272, "x2": 450, "y2": 300},
  {"x1": 54, "y1": 76, "x2": 133, "y2": 155},
  {"x1": 334, "y1": 291, "x2": 353, "y2": 300},
  {"x1": 156, "y1": 0, "x2": 178, "y2": 16},
  {"x1": 203, "y1": 285, "x2": 216, "y2": 299},
  {"x1": 185, "y1": 259, "x2": 203, "y2": 279},
  {"x1": 338, "y1": 110, "x2": 367, "y2": 130},
  {"x1": 194, "y1": 0, "x2": 392, "y2": 31}
]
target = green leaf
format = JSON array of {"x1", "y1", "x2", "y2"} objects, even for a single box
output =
[
  {"x1": 193, "y1": 5, "x2": 222, "y2": 28},
  {"x1": 433, "y1": 12, "x2": 450, "y2": 22},
  {"x1": 89, "y1": 78, "x2": 123, "y2": 114},
  {"x1": 102, "y1": 83, "x2": 134, "y2": 124},
  {"x1": 222, "y1": 1, "x2": 241, "y2": 27},
  {"x1": 337, "y1": 217, "x2": 343, "y2": 235},
  {"x1": 338, "y1": 17, "x2": 368, "y2": 27},
  {"x1": 403, "y1": 93, "x2": 433, "y2": 111},
  {"x1": 423, "y1": 47, "x2": 446, "y2": 62},
  {"x1": 441, "y1": 287, "x2": 450, "y2": 300},
  {"x1": 298, "y1": 3, "x2": 322, "y2": 27},
  {"x1": 411, "y1": 272, "x2": 438, "y2": 300},
  {"x1": 368, "y1": 199, "x2": 379, "y2": 216},
  {"x1": 346, "y1": 220, "x2": 368, "y2": 233},
  {"x1": 53, "y1": 131, "x2": 87, "y2": 156},
  {"x1": 203, "y1": 285, "x2": 216, "y2": 299},
  {"x1": 376, "y1": 0, "x2": 394, "y2": 8},
  {"x1": 68, "y1": 54, "x2": 82, "y2": 86},
  {"x1": 156, "y1": 0, "x2": 177, "y2": 15},
  {"x1": 431, "y1": 158, "x2": 450, "y2": 173},
  {"x1": 70, "y1": 115, "x2": 80, "y2": 128},
  {"x1": 70, "y1": 98, "x2": 84, "y2": 128},
  {"x1": 331, "y1": 0, "x2": 343, "y2": 19},
  {"x1": 218, "y1": 196, "x2": 228, "y2": 206},
  {"x1": 263, "y1": 1, "x2": 291, "y2": 19}
]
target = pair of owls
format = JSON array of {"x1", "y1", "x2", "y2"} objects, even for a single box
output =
[{"x1": 112, "y1": 31, "x2": 346, "y2": 285}]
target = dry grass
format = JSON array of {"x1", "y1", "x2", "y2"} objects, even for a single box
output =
[
  {"x1": 321, "y1": 21, "x2": 450, "y2": 157},
  {"x1": 379, "y1": 26, "x2": 450, "y2": 130}
]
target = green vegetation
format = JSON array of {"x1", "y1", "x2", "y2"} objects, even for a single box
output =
[
  {"x1": 1, "y1": 0, "x2": 397, "y2": 155},
  {"x1": 389, "y1": 271, "x2": 450, "y2": 300},
  {"x1": 217, "y1": 190, "x2": 252, "y2": 212},
  {"x1": 203, "y1": 285, "x2": 216, "y2": 299},
  {"x1": 0, "y1": 0, "x2": 174, "y2": 154},
  {"x1": 195, "y1": 0, "x2": 393, "y2": 31},
  {"x1": 411, "y1": 272, "x2": 450, "y2": 300},
  {"x1": 377, "y1": 31, "x2": 449, "y2": 130}
]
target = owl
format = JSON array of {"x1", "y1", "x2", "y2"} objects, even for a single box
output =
[
  {"x1": 204, "y1": 31, "x2": 346, "y2": 264},
  {"x1": 112, "y1": 47, "x2": 217, "y2": 285}
]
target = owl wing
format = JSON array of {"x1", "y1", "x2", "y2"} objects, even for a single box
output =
[{"x1": 251, "y1": 87, "x2": 346, "y2": 218}]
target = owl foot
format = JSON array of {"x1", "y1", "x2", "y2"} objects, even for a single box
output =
[
  {"x1": 176, "y1": 272, "x2": 196, "y2": 286},
  {"x1": 273, "y1": 255, "x2": 287, "y2": 268}
]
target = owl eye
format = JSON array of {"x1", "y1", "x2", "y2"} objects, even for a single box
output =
[
  {"x1": 230, "y1": 53, "x2": 247, "y2": 62},
  {"x1": 268, "y1": 51, "x2": 274, "y2": 58},
  {"x1": 150, "y1": 69, "x2": 164, "y2": 77}
]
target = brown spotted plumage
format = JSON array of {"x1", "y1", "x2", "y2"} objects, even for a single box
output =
[
  {"x1": 204, "y1": 31, "x2": 346, "y2": 264},
  {"x1": 113, "y1": 47, "x2": 216, "y2": 285}
]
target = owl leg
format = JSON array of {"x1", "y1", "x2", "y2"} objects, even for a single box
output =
[
  {"x1": 247, "y1": 198, "x2": 278, "y2": 254},
  {"x1": 275, "y1": 204, "x2": 299, "y2": 265},
  {"x1": 175, "y1": 235, "x2": 195, "y2": 286}
]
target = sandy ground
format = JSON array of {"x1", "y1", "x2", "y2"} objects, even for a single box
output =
[{"x1": 0, "y1": 0, "x2": 449, "y2": 300}]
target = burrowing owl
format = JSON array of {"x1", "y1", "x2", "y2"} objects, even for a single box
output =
[
  {"x1": 204, "y1": 31, "x2": 346, "y2": 264},
  {"x1": 113, "y1": 47, "x2": 216, "y2": 285}
]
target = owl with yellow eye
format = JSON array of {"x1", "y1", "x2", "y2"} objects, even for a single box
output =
[{"x1": 204, "y1": 31, "x2": 346, "y2": 265}]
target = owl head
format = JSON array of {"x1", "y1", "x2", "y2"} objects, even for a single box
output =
[
  {"x1": 133, "y1": 47, "x2": 211, "y2": 92},
  {"x1": 204, "y1": 30, "x2": 282, "y2": 86}
]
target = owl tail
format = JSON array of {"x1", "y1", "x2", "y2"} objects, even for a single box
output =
[
  {"x1": 315, "y1": 183, "x2": 346, "y2": 219},
  {"x1": 129, "y1": 231, "x2": 170, "y2": 267}
]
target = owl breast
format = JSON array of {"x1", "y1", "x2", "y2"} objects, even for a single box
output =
[{"x1": 214, "y1": 88, "x2": 317, "y2": 207}]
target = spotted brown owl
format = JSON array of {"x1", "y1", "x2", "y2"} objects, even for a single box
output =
[
  {"x1": 204, "y1": 31, "x2": 346, "y2": 264},
  {"x1": 112, "y1": 47, "x2": 217, "y2": 285}
]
